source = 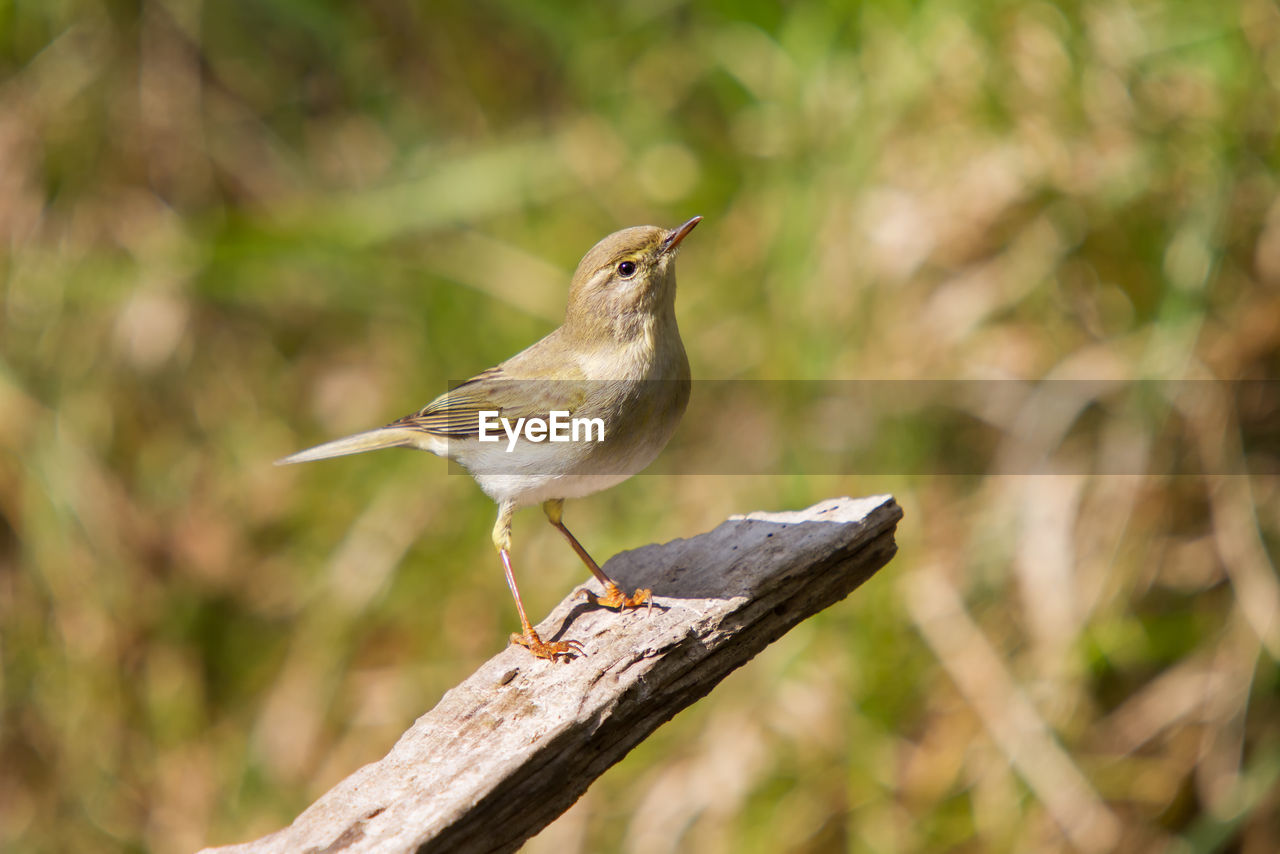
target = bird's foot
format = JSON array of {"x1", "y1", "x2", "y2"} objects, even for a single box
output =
[
  {"x1": 509, "y1": 629, "x2": 584, "y2": 662},
  {"x1": 579, "y1": 582, "x2": 653, "y2": 614}
]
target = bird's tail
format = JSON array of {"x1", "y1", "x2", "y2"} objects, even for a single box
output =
[{"x1": 274, "y1": 426, "x2": 431, "y2": 465}]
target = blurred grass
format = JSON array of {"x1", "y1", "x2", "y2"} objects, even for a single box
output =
[{"x1": 3, "y1": 1, "x2": 1280, "y2": 852}]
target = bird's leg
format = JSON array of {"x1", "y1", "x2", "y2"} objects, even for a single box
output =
[
  {"x1": 494, "y1": 502, "x2": 582, "y2": 661},
  {"x1": 543, "y1": 499, "x2": 652, "y2": 613}
]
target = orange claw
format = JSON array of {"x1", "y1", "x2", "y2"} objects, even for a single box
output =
[
  {"x1": 579, "y1": 582, "x2": 653, "y2": 614},
  {"x1": 510, "y1": 629, "x2": 585, "y2": 662}
]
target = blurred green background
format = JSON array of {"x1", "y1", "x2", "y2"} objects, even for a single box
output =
[{"x1": 3, "y1": 1, "x2": 1280, "y2": 851}]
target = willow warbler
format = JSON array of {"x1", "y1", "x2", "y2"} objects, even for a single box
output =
[{"x1": 277, "y1": 217, "x2": 700, "y2": 661}]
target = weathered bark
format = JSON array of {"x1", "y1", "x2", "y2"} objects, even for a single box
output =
[{"x1": 201, "y1": 494, "x2": 903, "y2": 854}]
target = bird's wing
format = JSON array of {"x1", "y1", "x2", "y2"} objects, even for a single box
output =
[{"x1": 389, "y1": 366, "x2": 590, "y2": 439}]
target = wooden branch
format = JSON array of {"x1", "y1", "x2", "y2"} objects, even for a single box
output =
[{"x1": 201, "y1": 495, "x2": 903, "y2": 854}]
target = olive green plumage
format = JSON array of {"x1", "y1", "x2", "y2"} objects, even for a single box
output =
[{"x1": 278, "y1": 217, "x2": 700, "y2": 661}]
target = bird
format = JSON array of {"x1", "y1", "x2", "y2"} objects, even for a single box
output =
[{"x1": 277, "y1": 217, "x2": 700, "y2": 661}]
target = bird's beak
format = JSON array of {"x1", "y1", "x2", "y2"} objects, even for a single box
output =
[{"x1": 661, "y1": 216, "x2": 702, "y2": 254}]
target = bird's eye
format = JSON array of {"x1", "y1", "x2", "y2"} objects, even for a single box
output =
[{"x1": 617, "y1": 260, "x2": 637, "y2": 278}]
